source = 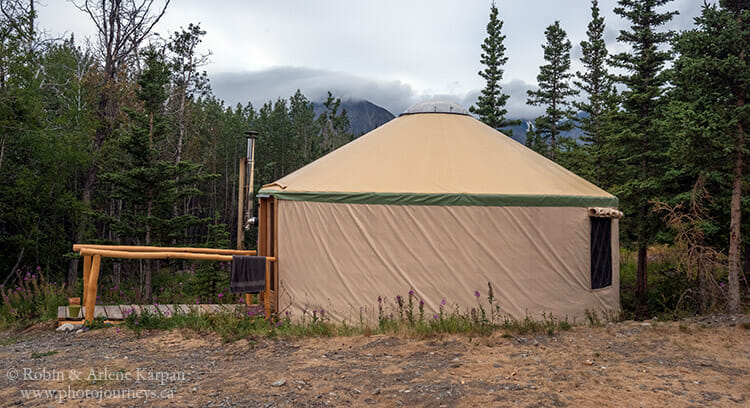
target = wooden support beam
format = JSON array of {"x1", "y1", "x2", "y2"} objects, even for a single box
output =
[
  {"x1": 84, "y1": 254, "x2": 101, "y2": 323},
  {"x1": 264, "y1": 257, "x2": 271, "y2": 320},
  {"x1": 74, "y1": 243, "x2": 276, "y2": 322},
  {"x1": 82, "y1": 255, "x2": 91, "y2": 308},
  {"x1": 273, "y1": 197, "x2": 279, "y2": 314},
  {"x1": 73, "y1": 244, "x2": 255, "y2": 256},
  {"x1": 79, "y1": 248, "x2": 233, "y2": 261}
]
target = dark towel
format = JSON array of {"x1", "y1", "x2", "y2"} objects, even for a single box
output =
[{"x1": 230, "y1": 256, "x2": 266, "y2": 294}]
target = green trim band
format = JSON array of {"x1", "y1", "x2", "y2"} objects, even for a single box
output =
[{"x1": 257, "y1": 190, "x2": 618, "y2": 208}]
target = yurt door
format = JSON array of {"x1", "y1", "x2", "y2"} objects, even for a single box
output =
[{"x1": 258, "y1": 196, "x2": 278, "y2": 313}]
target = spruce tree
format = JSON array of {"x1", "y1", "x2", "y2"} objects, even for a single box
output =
[
  {"x1": 470, "y1": 2, "x2": 518, "y2": 132},
  {"x1": 526, "y1": 21, "x2": 578, "y2": 160},
  {"x1": 609, "y1": 0, "x2": 677, "y2": 310},
  {"x1": 574, "y1": 0, "x2": 617, "y2": 186},
  {"x1": 668, "y1": 0, "x2": 748, "y2": 313},
  {"x1": 102, "y1": 48, "x2": 210, "y2": 301}
]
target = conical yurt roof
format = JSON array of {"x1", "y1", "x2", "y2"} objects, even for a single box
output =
[{"x1": 259, "y1": 101, "x2": 617, "y2": 207}]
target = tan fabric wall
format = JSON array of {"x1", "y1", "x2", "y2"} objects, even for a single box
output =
[{"x1": 277, "y1": 200, "x2": 620, "y2": 324}]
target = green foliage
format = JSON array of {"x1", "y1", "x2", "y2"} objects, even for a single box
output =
[
  {"x1": 666, "y1": 1, "x2": 749, "y2": 312},
  {"x1": 573, "y1": 0, "x2": 619, "y2": 185},
  {"x1": 31, "y1": 350, "x2": 58, "y2": 359},
  {"x1": 317, "y1": 91, "x2": 352, "y2": 154},
  {"x1": 184, "y1": 262, "x2": 230, "y2": 303},
  {"x1": 470, "y1": 2, "x2": 519, "y2": 132},
  {"x1": 617, "y1": 247, "x2": 730, "y2": 320},
  {"x1": 608, "y1": 0, "x2": 678, "y2": 309},
  {"x1": 0, "y1": 269, "x2": 68, "y2": 328},
  {"x1": 526, "y1": 21, "x2": 579, "y2": 160}
]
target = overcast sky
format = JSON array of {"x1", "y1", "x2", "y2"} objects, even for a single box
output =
[{"x1": 38, "y1": 0, "x2": 706, "y2": 117}]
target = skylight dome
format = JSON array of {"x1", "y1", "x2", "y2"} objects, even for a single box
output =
[{"x1": 401, "y1": 100, "x2": 469, "y2": 116}]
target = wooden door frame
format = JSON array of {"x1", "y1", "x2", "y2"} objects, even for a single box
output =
[{"x1": 258, "y1": 196, "x2": 279, "y2": 313}]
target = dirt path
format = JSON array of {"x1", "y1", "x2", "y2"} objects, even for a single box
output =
[{"x1": 1, "y1": 317, "x2": 748, "y2": 407}]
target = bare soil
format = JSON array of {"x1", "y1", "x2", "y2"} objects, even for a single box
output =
[{"x1": 1, "y1": 316, "x2": 748, "y2": 407}]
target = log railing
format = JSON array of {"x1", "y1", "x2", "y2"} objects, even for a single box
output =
[{"x1": 72, "y1": 245, "x2": 276, "y2": 323}]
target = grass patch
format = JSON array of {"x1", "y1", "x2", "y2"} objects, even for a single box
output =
[
  {"x1": 121, "y1": 285, "x2": 575, "y2": 341},
  {"x1": 0, "y1": 335, "x2": 31, "y2": 346},
  {"x1": 31, "y1": 350, "x2": 58, "y2": 359}
]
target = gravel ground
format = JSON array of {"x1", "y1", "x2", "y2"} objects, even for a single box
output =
[{"x1": 0, "y1": 316, "x2": 748, "y2": 407}]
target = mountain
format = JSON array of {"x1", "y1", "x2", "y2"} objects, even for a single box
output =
[{"x1": 314, "y1": 99, "x2": 395, "y2": 136}]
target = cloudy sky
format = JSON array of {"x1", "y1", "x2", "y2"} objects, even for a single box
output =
[{"x1": 38, "y1": 0, "x2": 706, "y2": 117}]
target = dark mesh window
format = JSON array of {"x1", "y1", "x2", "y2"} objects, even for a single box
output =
[{"x1": 590, "y1": 217, "x2": 612, "y2": 289}]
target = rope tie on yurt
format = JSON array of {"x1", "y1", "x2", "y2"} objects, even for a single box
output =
[{"x1": 588, "y1": 207, "x2": 624, "y2": 219}]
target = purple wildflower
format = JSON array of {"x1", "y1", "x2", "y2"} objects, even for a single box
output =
[
  {"x1": 441, "y1": 299, "x2": 446, "y2": 306},
  {"x1": 408, "y1": 290, "x2": 414, "y2": 296},
  {"x1": 218, "y1": 293, "x2": 224, "y2": 298},
  {"x1": 433, "y1": 314, "x2": 438, "y2": 320},
  {"x1": 474, "y1": 290, "x2": 481, "y2": 298}
]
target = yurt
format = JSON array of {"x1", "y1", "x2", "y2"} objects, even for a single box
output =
[{"x1": 256, "y1": 101, "x2": 620, "y2": 323}]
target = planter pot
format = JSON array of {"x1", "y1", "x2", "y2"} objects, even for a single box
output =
[{"x1": 68, "y1": 305, "x2": 81, "y2": 318}]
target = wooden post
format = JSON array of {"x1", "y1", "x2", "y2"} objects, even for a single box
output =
[
  {"x1": 84, "y1": 254, "x2": 101, "y2": 323},
  {"x1": 237, "y1": 157, "x2": 246, "y2": 250},
  {"x1": 264, "y1": 258, "x2": 271, "y2": 320},
  {"x1": 273, "y1": 197, "x2": 279, "y2": 314},
  {"x1": 82, "y1": 255, "x2": 91, "y2": 307}
]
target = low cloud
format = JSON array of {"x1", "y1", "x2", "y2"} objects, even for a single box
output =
[
  {"x1": 463, "y1": 79, "x2": 544, "y2": 119},
  {"x1": 211, "y1": 67, "x2": 543, "y2": 120},
  {"x1": 211, "y1": 67, "x2": 415, "y2": 115}
]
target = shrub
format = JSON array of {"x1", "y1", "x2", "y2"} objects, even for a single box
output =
[{"x1": 0, "y1": 268, "x2": 68, "y2": 328}]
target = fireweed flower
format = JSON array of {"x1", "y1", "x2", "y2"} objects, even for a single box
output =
[
  {"x1": 474, "y1": 290, "x2": 481, "y2": 298},
  {"x1": 433, "y1": 314, "x2": 438, "y2": 320},
  {"x1": 441, "y1": 299, "x2": 446, "y2": 306},
  {"x1": 408, "y1": 290, "x2": 414, "y2": 296}
]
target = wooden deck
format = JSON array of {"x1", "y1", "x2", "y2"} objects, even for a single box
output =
[{"x1": 57, "y1": 304, "x2": 264, "y2": 326}]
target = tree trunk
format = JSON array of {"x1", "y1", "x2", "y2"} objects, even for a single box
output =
[
  {"x1": 698, "y1": 268, "x2": 707, "y2": 314},
  {"x1": 727, "y1": 123, "x2": 743, "y2": 314},
  {"x1": 0, "y1": 134, "x2": 6, "y2": 172},
  {"x1": 67, "y1": 258, "x2": 79, "y2": 288},
  {"x1": 636, "y1": 243, "x2": 648, "y2": 311},
  {"x1": 144, "y1": 194, "x2": 153, "y2": 302}
]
